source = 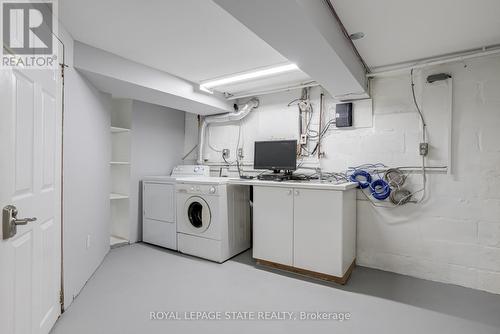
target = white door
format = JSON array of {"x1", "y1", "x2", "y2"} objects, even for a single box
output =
[
  {"x1": 143, "y1": 182, "x2": 175, "y2": 223},
  {"x1": 293, "y1": 188, "x2": 343, "y2": 276},
  {"x1": 252, "y1": 186, "x2": 294, "y2": 266},
  {"x1": 0, "y1": 67, "x2": 62, "y2": 334},
  {"x1": 142, "y1": 182, "x2": 177, "y2": 249}
]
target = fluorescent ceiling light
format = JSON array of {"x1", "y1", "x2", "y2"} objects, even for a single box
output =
[{"x1": 200, "y1": 63, "x2": 299, "y2": 92}]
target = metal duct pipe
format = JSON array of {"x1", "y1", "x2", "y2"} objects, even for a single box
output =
[{"x1": 197, "y1": 98, "x2": 259, "y2": 164}]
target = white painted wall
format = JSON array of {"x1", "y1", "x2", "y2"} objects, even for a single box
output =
[
  {"x1": 185, "y1": 55, "x2": 500, "y2": 294},
  {"x1": 129, "y1": 101, "x2": 186, "y2": 243},
  {"x1": 60, "y1": 23, "x2": 189, "y2": 307},
  {"x1": 59, "y1": 25, "x2": 111, "y2": 307}
]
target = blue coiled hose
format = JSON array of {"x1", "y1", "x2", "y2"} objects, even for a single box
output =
[
  {"x1": 370, "y1": 179, "x2": 391, "y2": 200},
  {"x1": 350, "y1": 170, "x2": 372, "y2": 189}
]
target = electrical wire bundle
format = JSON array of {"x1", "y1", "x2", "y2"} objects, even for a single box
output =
[
  {"x1": 289, "y1": 88, "x2": 338, "y2": 158},
  {"x1": 347, "y1": 164, "x2": 421, "y2": 206},
  {"x1": 321, "y1": 172, "x2": 350, "y2": 182},
  {"x1": 370, "y1": 179, "x2": 391, "y2": 200},
  {"x1": 349, "y1": 170, "x2": 372, "y2": 189},
  {"x1": 390, "y1": 188, "x2": 413, "y2": 205},
  {"x1": 409, "y1": 68, "x2": 428, "y2": 205},
  {"x1": 345, "y1": 69, "x2": 430, "y2": 207},
  {"x1": 289, "y1": 88, "x2": 316, "y2": 157},
  {"x1": 383, "y1": 168, "x2": 412, "y2": 205},
  {"x1": 348, "y1": 164, "x2": 389, "y2": 201}
]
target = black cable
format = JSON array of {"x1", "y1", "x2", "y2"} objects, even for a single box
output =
[
  {"x1": 319, "y1": 119, "x2": 336, "y2": 137},
  {"x1": 310, "y1": 119, "x2": 337, "y2": 155}
]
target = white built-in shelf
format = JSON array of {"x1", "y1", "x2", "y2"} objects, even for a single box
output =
[
  {"x1": 110, "y1": 193, "x2": 129, "y2": 200},
  {"x1": 110, "y1": 235, "x2": 129, "y2": 248},
  {"x1": 110, "y1": 102, "x2": 132, "y2": 247},
  {"x1": 111, "y1": 126, "x2": 130, "y2": 133}
]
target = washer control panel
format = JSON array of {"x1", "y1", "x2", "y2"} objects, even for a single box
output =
[
  {"x1": 171, "y1": 165, "x2": 210, "y2": 178},
  {"x1": 177, "y1": 183, "x2": 218, "y2": 195}
]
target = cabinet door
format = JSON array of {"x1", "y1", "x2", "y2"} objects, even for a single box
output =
[
  {"x1": 143, "y1": 182, "x2": 175, "y2": 222},
  {"x1": 253, "y1": 186, "x2": 294, "y2": 266},
  {"x1": 293, "y1": 189, "x2": 343, "y2": 276}
]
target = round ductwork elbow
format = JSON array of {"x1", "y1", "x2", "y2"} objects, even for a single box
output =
[{"x1": 197, "y1": 98, "x2": 259, "y2": 164}]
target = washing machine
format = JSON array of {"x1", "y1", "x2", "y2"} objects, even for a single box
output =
[
  {"x1": 142, "y1": 165, "x2": 209, "y2": 250},
  {"x1": 176, "y1": 177, "x2": 251, "y2": 263}
]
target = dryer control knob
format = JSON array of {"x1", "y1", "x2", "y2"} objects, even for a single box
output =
[
  {"x1": 190, "y1": 187, "x2": 195, "y2": 191},
  {"x1": 209, "y1": 186, "x2": 216, "y2": 194}
]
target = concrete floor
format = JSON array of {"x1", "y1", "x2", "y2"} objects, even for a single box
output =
[{"x1": 51, "y1": 243, "x2": 500, "y2": 334}]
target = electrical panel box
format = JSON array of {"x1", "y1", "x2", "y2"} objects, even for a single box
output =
[{"x1": 335, "y1": 103, "x2": 353, "y2": 127}]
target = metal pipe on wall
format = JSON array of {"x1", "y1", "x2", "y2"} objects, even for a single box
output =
[
  {"x1": 323, "y1": 0, "x2": 370, "y2": 74},
  {"x1": 367, "y1": 46, "x2": 500, "y2": 78}
]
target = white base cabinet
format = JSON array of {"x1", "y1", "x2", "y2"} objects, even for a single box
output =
[
  {"x1": 253, "y1": 187, "x2": 294, "y2": 266},
  {"x1": 253, "y1": 185, "x2": 356, "y2": 281}
]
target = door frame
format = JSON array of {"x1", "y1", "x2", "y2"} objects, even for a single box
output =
[{"x1": 55, "y1": 35, "x2": 67, "y2": 313}]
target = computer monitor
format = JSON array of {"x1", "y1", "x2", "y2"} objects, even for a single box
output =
[{"x1": 254, "y1": 140, "x2": 297, "y2": 173}]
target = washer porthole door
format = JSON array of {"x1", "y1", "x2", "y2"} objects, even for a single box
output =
[{"x1": 185, "y1": 196, "x2": 211, "y2": 233}]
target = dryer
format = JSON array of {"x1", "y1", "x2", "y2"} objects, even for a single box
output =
[
  {"x1": 142, "y1": 165, "x2": 209, "y2": 250},
  {"x1": 176, "y1": 177, "x2": 251, "y2": 263}
]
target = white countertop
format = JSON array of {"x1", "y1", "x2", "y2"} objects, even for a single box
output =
[
  {"x1": 175, "y1": 176, "x2": 231, "y2": 185},
  {"x1": 143, "y1": 176, "x2": 358, "y2": 190},
  {"x1": 227, "y1": 178, "x2": 358, "y2": 191},
  {"x1": 142, "y1": 175, "x2": 177, "y2": 182}
]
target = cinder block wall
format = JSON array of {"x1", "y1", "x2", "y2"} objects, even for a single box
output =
[{"x1": 185, "y1": 55, "x2": 500, "y2": 294}]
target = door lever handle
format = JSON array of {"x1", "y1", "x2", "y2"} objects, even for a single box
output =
[
  {"x1": 13, "y1": 217, "x2": 37, "y2": 225},
  {"x1": 2, "y1": 205, "x2": 37, "y2": 240}
]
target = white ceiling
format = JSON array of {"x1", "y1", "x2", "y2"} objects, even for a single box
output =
[
  {"x1": 59, "y1": 0, "x2": 300, "y2": 83},
  {"x1": 331, "y1": 0, "x2": 500, "y2": 68},
  {"x1": 60, "y1": 0, "x2": 500, "y2": 90},
  {"x1": 215, "y1": 69, "x2": 312, "y2": 97}
]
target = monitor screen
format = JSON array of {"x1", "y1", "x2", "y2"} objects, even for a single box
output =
[{"x1": 254, "y1": 140, "x2": 297, "y2": 171}]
